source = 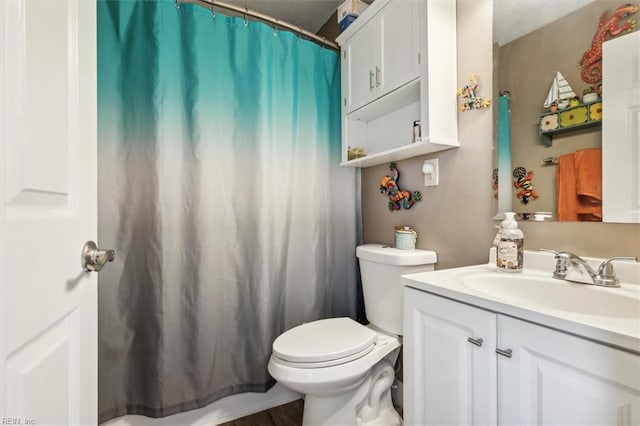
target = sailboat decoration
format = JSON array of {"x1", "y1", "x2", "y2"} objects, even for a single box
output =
[
  {"x1": 543, "y1": 71, "x2": 576, "y2": 109},
  {"x1": 539, "y1": 69, "x2": 602, "y2": 144}
]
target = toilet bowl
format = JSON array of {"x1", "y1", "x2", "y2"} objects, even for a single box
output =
[
  {"x1": 268, "y1": 318, "x2": 401, "y2": 425},
  {"x1": 268, "y1": 244, "x2": 437, "y2": 426}
]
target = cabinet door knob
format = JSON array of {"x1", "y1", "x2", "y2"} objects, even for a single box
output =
[
  {"x1": 467, "y1": 337, "x2": 483, "y2": 347},
  {"x1": 496, "y1": 348, "x2": 513, "y2": 358},
  {"x1": 369, "y1": 70, "x2": 375, "y2": 90}
]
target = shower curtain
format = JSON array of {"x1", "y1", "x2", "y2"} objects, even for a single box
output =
[
  {"x1": 97, "y1": 1, "x2": 359, "y2": 421},
  {"x1": 496, "y1": 94, "x2": 513, "y2": 215}
]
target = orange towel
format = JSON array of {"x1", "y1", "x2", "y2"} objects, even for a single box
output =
[
  {"x1": 574, "y1": 147, "x2": 602, "y2": 205},
  {"x1": 557, "y1": 154, "x2": 578, "y2": 221},
  {"x1": 556, "y1": 148, "x2": 602, "y2": 222}
]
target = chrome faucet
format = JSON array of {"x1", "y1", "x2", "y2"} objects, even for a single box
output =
[{"x1": 540, "y1": 249, "x2": 637, "y2": 288}]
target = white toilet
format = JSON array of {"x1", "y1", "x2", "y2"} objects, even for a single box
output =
[{"x1": 268, "y1": 243, "x2": 437, "y2": 425}]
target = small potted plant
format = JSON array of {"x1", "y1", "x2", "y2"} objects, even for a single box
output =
[
  {"x1": 583, "y1": 87, "x2": 598, "y2": 103},
  {"x1": 568, "y1": 96, "x2": 580, "y2": 107}
]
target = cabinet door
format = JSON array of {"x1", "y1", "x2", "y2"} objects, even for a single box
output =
[
  {"x1": 498, "y1": 316, "x2": 640, "y2": 425},
  {"x1": 404, "y1": 289, "x2": 498, "y2": 426},
  {"x1": 344, "y1": 22, "x2": 376, "y2": 113},
  {"x1": 378, "y1": 1, "x2": 420, "y2": 97}
]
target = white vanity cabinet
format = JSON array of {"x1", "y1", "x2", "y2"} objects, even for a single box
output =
[
  {"x1": 404, "y1": 289, "x2": 640, "y2": 426},
  {"x1": 499, "y1": 316, "x2": 640, "y2": 425},
  {"x1": 404, "y1": 289, "x2": 497, "y2": 425},
  {"x1": 336, "y1": 0, "x2": 458, "y2": 167}
]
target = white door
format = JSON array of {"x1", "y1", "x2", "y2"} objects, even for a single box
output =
[
  {"x1": 0, "y1": 1, "x2": 98, "y2": 425},
  {"x1": 602, "y1": 31, "x2": 640, "y2": 223},
  {"x1": 499, "y1": 316, "x2": 640, "y2": 425},
  {"x1": 378, "y1": 0, "x2": 419, "y2": 98},
  {"x1": 403, "y1": 289, "x2": 497, "y2": 426}
]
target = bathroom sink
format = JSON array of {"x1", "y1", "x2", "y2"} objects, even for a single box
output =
[
  {"x1": 462, "y1": 273, "x2": 640, "y2": 319},
  {"x1": 401, "y1": 249, "x2": 640, "y2": 352}
]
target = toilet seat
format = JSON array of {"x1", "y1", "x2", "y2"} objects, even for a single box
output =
[{"x1": 272, "y1": 317, "x2": 377, "y2": 368}]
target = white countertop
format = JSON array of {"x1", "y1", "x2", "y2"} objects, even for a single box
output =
[{"x1": 401, "y1": 249, "x2": 640, "y2": 353}]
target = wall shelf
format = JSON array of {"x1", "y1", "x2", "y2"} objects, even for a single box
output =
[
  {"x1": 347, "y1": 78, "x2": 420, "y2": 122},
  {"x1": 539, "y1": 100, "x2": 602, "y2": 146},
  {"x1": 340, "y1": 139, "x2": 456, "y2": 168}
]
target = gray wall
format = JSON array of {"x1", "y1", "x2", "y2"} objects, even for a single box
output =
[
  {"x1": 361, "y1": 0, "x2": 640, "y2": 269},
  {"x1": 317, "y1": 10, "x2": 339, "y2": 43},
  {"x1": 362, "y1": 0, "x2": 495, "y2": 270}
]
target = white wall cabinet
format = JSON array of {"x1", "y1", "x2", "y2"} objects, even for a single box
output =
[
  {"x1": 343, "y1": 20, "x2": 376, "y2": 113},
  {"x1": 404, "y1": 289, "x2": 640, "y2": 426},
  {"x1": 343, "y1": 1, "x2": 419, "y2": 113},
  {"x1": 378, "y1": 1, "x2": 420, "y2": 100},
  {"x1": 336, "y1": 0, "x2": 458, "y2": 167}
]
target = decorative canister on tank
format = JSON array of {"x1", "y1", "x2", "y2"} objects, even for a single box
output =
[{"x1": 395, "y1": 226, "x2": 417, "y2": 250}]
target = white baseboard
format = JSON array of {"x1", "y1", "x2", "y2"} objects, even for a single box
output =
[{"x1": 102, "y1": 384, "x2": 301, "y2": 426}]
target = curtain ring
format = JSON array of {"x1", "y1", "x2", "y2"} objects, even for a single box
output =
[
  {"x1": 175, "y1": 0, "x2": 180, "y2": 9},
  {"x1": 210, "y1": 3, "x2": 216, "y2": 19},
  {"x1": 243, "y1": 7, "x2": 248, "y2": 26},
  {"x1": 297, "y1": 27, "x2": 302, "y2": 43},
  {"x1": 322, "y1": 37, "x2": 327, "y2": 49},
  {"x1": 273, "y1": 19, "x2": 278, "y2": 36}
]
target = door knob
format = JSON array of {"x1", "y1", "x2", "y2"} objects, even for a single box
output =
[{"x1": 81, "y1": 241, "x2": 115, "y2": 272}]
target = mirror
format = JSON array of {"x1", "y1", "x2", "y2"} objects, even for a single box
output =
[{"x1": 492, "y1": 0, "x2": 639, "y2": 223}]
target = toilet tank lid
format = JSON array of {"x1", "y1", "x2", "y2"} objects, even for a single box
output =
[{"x1": 356, "y1": 244, "x2": 437, "y2": 266}]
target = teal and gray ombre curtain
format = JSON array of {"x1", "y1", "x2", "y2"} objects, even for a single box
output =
[
  {"x1": 97, "y1": 1, "x2": 359, "y2": 421},
  {"x1": 496, "y1": 94, "x2": 512, "y2": 215}
]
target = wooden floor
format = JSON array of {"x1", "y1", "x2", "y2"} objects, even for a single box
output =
[{"x1": 219, "y1": 399, "x2": 304, "y2": 426}]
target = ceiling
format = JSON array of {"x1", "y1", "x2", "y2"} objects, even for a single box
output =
[
  {"x1": 213, "y1": 1, "x2": 596, "y2": 44},
  {"x1": 493, "y1": 0, "x2": 596, "y2": 46}
]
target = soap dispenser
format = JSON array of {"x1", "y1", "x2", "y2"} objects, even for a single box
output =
[{"x1": 496, "y1": 212, "x2": 524, "y2": 272}]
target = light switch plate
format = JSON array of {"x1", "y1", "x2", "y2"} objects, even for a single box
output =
[{"x1": 423, "y1": 158, "x2": 439, "y2": 186}]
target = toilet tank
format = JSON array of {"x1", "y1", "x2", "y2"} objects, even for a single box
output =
[{"x1": 357, "y1": 244, "x2": 437, "y2": 336}]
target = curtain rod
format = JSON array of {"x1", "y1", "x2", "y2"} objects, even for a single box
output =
[{"x1": 177, "y1": 0, "x2": 340, "y2": 51}]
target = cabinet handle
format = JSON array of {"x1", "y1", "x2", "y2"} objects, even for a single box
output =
[
  {"x1": 369, "y1": 70, "x2": 374, "y2": 90},
  {"x1": 375, "y1": 66, "x2": 381, "y2": 87},
  {"x1": 496, "y1": 348, "x2": 513, "y2": 358},
  {"x1": 467, "y1": 337, "x2": 483, "y2": 347}
]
